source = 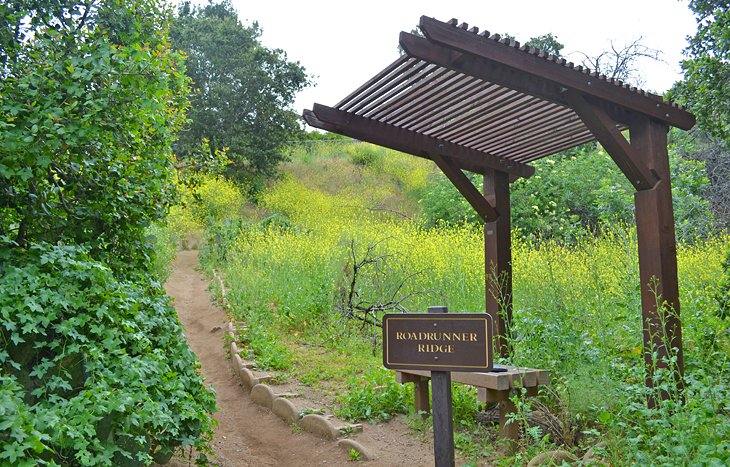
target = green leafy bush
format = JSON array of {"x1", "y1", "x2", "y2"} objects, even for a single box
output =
[
  {"x1": 337, "y1": 367, "x2": 411, "y2": 423},
  {"x1": 718, "y1": 246, "x2": 730, "y2": 319},
  {"x1": 0, "y1": 243, "x2": 216, "y2": 465},
  {"x1": 419, "y1": 143, "x2": 714, "y2": 243}
]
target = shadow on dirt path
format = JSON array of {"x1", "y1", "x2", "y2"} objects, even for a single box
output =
[{"x1": 164, "y1": 250, "x2": 349, "y2": 466}]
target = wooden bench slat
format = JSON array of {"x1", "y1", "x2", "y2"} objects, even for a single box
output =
[{"x1": 395, "y1": 366, "x2": 547, "y2": 391}]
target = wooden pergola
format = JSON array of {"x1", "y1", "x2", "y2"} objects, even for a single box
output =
[{"x1": 303, "y1": 16, "x2": 695, "y2": 402}]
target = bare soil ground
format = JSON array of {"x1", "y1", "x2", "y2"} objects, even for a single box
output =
[{"x1": 164, "y1": 250, "x2": 435, "y2": 467}]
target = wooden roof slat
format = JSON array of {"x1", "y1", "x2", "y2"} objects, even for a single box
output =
[
  {"x1": 337, "y1": 56, "x2": 415, "y2": 111},
  {"x1": 458, "y1": 104, "x2": 573, "y2": 149},
  {"x1": 395, "y1": 80, "x2": 502, "y2": 130},
  {"x1": 366, "y1": 66, "x2": 457, "y2": 120},
  {"x1": 418, "y1": 16, "x2": 695, "y2": 129},
  {"x1": 431, "y1": 92, "x2": 539, "y2": 142},
  {"x1": 510, "y1": 131, "x2": 598, "y2": 162},
  {"x1": 346, "y1": 60, "x2": 434, "y2": 114},
  {"x1": 480, "y1": 118, "x2": 590, "y2": 156},
  {"x1": 408, "y1": 84, "x2": 512, "y2": 134},
  {"x1": 380, "y1": 72, "x2": 484, "y2": 125},
  {"x1": 306, "y1": 104, "x2": 535, "y2": 179}
]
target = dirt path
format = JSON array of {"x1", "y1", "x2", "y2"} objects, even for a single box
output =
[{"x1": 165, "y1": 250, "x2": 350, "y2": 466}]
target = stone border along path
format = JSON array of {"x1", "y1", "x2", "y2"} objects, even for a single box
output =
[{"x1": 213, "y1": 270, "x2": 376, "y2": 462}]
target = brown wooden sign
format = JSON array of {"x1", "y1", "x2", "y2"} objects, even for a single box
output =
[{"x1": 382, "y1": 313, "x2": 493, "y2": 372}]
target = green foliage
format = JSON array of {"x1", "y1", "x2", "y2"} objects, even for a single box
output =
[
  {"x1": 718, "y1": 246, "x2": 730, "y2": 319},
  {"x1": 336, "y1": 367, "x2": 411, "y2": 423},
  {"x1": 673, "y1": 1, "x2": 730, "y2": 143},
  {"x1": 0, "y1": 243, "x2": 216, "y2": 465},
  {"x1": 200, "y1": 143, "x2": 730, "y2": 464},
  {"x1": 419, "y1": 142, "x2": 714, "y2": 243},
  {"x1": 171, "y1": 0, "x2": 310, "y2": 186},
  {"x1": 0, "y1": 0, "x2": 188, "y2": 278},
  {"x1": 419, "y1": 171, "x2": 484, "y2": 228},
  {"x1": 525, "y1": 33, "x2": 564, "y2": 57}
]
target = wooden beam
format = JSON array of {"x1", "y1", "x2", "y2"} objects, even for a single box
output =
[
  {"x1": 399, "y1": 32, "x2": 636, "y2": 130},
  {"x1": 564, "y1": 91, "x2": 659, "y2": 191},
  {"x1": 430, "y1": 153, "x2": 498, "y2": 223},
  {"x1": 417, "y1": 16, "x2": 696, "y2": 130},
  {"x1": 303, "y1": 109, "x2": 488, "y2": 175},
  {"x1": 305, "y1": 104, "x2": 535, "y2": 179},
  {"x1": 632, "y1": 117, "x2": 684, "y2": 407},
  {"x1": 483, "y1": 169, "x2": 512, "y2": 358}
]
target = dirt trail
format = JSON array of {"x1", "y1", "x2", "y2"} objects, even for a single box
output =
[{"x1": 164, "y1": 250, "x2": 350, "y2": 466}]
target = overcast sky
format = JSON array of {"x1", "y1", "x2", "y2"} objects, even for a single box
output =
[{"x1": 226, "y1": 0, "x2": 697, "y2": 123}]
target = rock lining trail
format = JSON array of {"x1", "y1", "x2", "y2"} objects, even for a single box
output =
[{"x1": 164, "y1": 250, "x2": 349, "y2": 466}]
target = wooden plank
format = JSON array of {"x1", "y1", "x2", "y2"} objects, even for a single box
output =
[
  {"x1": 349, "y1": 61, "x2": 435, "y2": 115},
  {"x1": 336, "y1": 55, "x2": 412, "y2": 110},
  {"x1": 367, "y1": 67, "x2": 458, "y2": 120},
  {"x1": 375, "y1": 71, "x2": 481, "y2": 123},
  {"x1": 484, "y1": 170, "x2": 512, "y2": 357},
  {"x1": 418, "y1": 16, "x2": 695, "y2": 130},
  {"x1": 564, "y1": 91, "x2": 658, "y2": 191},
  {"x1": 395, "y1": 368, "x2": 547, "y2": 391},
  {"x1": 632, "y1": 116, "x2": 684, "y2": 407},
  {"x1": 431, "y1": 153, "x2": 498, "y2": 222},
  {"x1": 399, "y1": 32, "x2": 637, "y2": 130},
  {"x1": 305, "y1": 105, "x2": 535, "y2": 179}
]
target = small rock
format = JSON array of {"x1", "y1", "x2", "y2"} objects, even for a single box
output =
[
  {"x1": 210, "y1": 326, "x2": 222, "y2": 333},
  {"x1": 251, "y1": 384, "x2": 275, "y2": 409},
  {"x1": 272, "y1": 397, "x2": 299, "y2": 424},
  {"x1": 337, "y1": 439, "x2": 374, "y2": 461},
  {"x1": 299, "y1": 414, "x2": 338, "y2": 440}
]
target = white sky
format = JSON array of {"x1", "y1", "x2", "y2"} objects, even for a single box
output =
[{"x1": 227, "y1": 0, "x2": 697, "y2": 123}]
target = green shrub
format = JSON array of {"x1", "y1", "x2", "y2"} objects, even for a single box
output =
[
  {"x1": 337, "y1": 367, "x2": 412, "y2": 423},
  {"x1": 0, "y1": 243, "x2": 216, "y2": 465},
  {"x1": 718, "y1": 246, "x2": 730, "y2": 319}
]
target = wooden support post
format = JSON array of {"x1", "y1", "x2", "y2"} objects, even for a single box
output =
[
  {"x1": 498, "y1": 399, "x2": 520, "y2": 451},
  {"x1": 428, "y1": 306, "x2": 455, "y2": 467},
  {"x1": 632, "y1": 117, "x2": 684, "y2": 406},
  {"x1": 414, "y1": 377, "x2": 430, "y2": 417},
  {"x1": 483, "y1": 169, "x2": 512, "y2": 358}
]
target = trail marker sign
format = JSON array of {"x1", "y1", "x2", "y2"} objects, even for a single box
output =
[{"x1": 382, "y1": 313, "x2": 493, "y2": 372}]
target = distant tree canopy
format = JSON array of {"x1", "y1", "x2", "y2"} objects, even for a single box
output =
[
  {"x1": 171, "y1": 0, "x2": 310, "y2": 188},
  {"x1": 524, "y1": 33, "x2": 564, "y2": 57},
  {"x1": 673, "y1": 0, "x2": 730, "y2": 144}
]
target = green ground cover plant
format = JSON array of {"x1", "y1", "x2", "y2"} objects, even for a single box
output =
[
  {"x1": 197, "y1": 141, "x2": 729, "y2": 464},
  {"x1": 0, "y1": 243, "x2": 216, "y2": 465}
]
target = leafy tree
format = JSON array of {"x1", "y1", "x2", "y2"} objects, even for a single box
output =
[
  {"x1": 525, "y1": 33, "x2": 564, "y2": 57},
  {"x1": 0, "y1": 0, "x2": 188, "y2": 277},
  {"x1": 673, "y1": 0, "x2": 730, "y2": 143},
  {"x1": 171, "y1": 0, "x2": 310, "y2": 188},
  {"x1": 0, "y1": 1, "x2": 216, "y2": 463}
]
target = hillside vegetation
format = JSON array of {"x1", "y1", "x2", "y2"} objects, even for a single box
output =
[{"x1": 186, "y1": 139, "x2": 730, "y2": 465}]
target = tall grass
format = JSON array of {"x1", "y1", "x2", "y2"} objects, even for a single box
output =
[{"x1": 199, "y1": 143, "x2": 730, "y2": 464}]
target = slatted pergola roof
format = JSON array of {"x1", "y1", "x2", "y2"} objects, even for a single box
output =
[
  {"x1": 304, "y1": 16, "x2": 695, "y2": 403},
  {"x1": 304, "y1": 16, "x2": 694, "y2": 186}
]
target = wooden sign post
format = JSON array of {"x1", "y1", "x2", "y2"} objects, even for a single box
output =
[
  {"x1": 383, "y1": 306, "x2": 493, "y2": 467},
  {"x1": 429, "y1": 306, "x2": 455, "y2": 467}
]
